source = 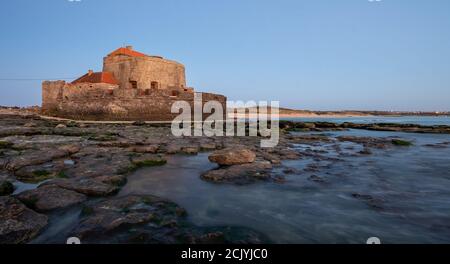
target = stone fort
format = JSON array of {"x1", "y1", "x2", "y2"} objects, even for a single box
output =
[{"x1": 42, "y1": 46, "x2": 226, "y2": 121}]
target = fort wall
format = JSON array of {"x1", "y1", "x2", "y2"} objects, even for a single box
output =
[{"x1": 42, "y1": 81, "x2": 226, "y2": 121}]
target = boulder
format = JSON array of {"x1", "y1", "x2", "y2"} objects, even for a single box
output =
[
  {"x1": 201, "y1": 161, "x2": 273, "y2": 184},
  {"x1": 55, "y1": 124, "x2": 67, "y2": 129},
  {"x1": 208, "y1": 148, "x2": 256, "y2": 166},
  {"x1": 0, "y1": 197, "x2": 48, "y2": 244},
  {"x1": 16, "y1": 185, "x2": 86, "y2": 212}
]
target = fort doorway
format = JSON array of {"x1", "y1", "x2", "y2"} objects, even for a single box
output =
[{"x1": 151, "y1": 81, "x2": 159, "y2": 89}]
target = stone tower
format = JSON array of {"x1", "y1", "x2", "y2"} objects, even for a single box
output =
[{"x1": 103, "y1": 46, "x2": 187, "y2": 90}]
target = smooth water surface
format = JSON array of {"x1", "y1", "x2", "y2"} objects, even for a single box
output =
[{"x1": 120, "y1": 129, "x2": 450, "y2": 244}]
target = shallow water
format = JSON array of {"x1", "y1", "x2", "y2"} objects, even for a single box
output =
[
  {"x1": 119, "y1": 129, "x2": 450, "y2": 244},
  {"x1": 284, "y1": 116, "x2": 450, "y2": 126}
]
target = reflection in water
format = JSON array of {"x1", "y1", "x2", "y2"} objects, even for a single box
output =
[{"x1": 120, "y1": 129, "x2": 450, "y2": 244}]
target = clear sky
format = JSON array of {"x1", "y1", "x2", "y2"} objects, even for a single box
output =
[{"x1": 0, "y1": 0, "x2": 449, "y2": 111}]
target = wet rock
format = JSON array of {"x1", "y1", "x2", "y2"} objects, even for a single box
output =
[
  {"x1": 259, "y1": 152, "x2": 281, "y2": 165},
  {"x1": 277, "y1": 149, "x2": 301, "y2": 160},
  {"x1": 200, "y1": 143, "x2": 217, "y2": 151},
  {"x1": 337, "y1": 136, "x2": 390, "y2": 149},
  {"x1": 0, "y1": 197, "x2": 48, "y2": 244},
  {"x1": 308, "y1": 175, "x2": 326, "y2": 183},
  {"x1": 87, "y1": 133, "x2": 118, "y2": 142},
  {"x1": 424, "y1": 143, "x2": 449, "y2": 149},
  {"x1": 67, "y1": 147, "x2": 134, "y2": 177},
  {"x1": 5, "y1": 145, "x2": 80, "y2": 172},
  {"x1": 286, "y1": 134, "x2": 332, "y2": 144},
  {"x1": 304, "y1": 163, "x2": 320, "y2": 172},
  {"x1": 23, "y1": 122, "x2": 38, "y2": 128},
  {"x1": 131, "y1": 154, "x2": 167, "y2": 168},
  {"x1": 71, "y1": 195, "x2": 267, "y2": 244},
  {"x1": 71, "y1": 195, "x2": 187, "y2": 242},
  {"x1": 0, "y1": 140, "x2": 13, "y2": 149},
  {"x1": 281, "y1": 122, "x2": 318, "y2": 131},
  {"x1": 0, "y1": 127, "x2": 41, "y2": 138},
  {"x1": 14, "y1": 160, "x2": 67, "y2": 183},
  {"x1": 93, "y1": 175, "x2": 127, "y2": 187},
  {"x1": 59, "y1": 144, "x2": 81, "y2": 154},
  {"x1": 129, "y1": 145, "x2": 159, "y2": 154},
  {"x1": 282, "y1": 168, "x2": 299, "y2": 175},
  {"x1": 391, "y1": 139, "x2": 413, "y2": 146},
  {"x1": 15, "y1": 185, "x2": 86, "y2": 212},
  {"x1": 181, "y1": 146, "x2": 200, "y2": 155},
  {"x1": 208, "y1": 148, "x2": 256, "y2": 166},
  {"x1": 343, "y1": 122, "x2": 450, "y2": 134},
  {"x1": 66, "y1": 121, "x2": 78, "y2": 128},
  {"x1": 132, "y1": 121, "x2": 146, "y2": 126},
  {"x1": 351, "y1": 193, "x2": 384, "y2": 210},
  {"x1": 165, "y1": 144, "x2": 183, "y2": 154},
  {"x1": 44, "y1": 178, "x2": 119, "y2": 197},
  {"x1": 359, "y1": 148, "x2": 372, "y2": 155},
  {"x1": 202, "y1": 161, "x2": 273, "y2": 184},
  {"x1": 0, "y1": 180, "x2": 14, "y2": 196},
  {"x1": 298, "y1": 123, "x2": 316, "y2": 129},
  {"x1": 96, "y1": 140, "x2": 133, "y2": 148}
]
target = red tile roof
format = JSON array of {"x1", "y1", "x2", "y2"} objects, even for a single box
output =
[
  {"x1": 107, "y1": 47, "x2": 148, "y2": 58},
  {"x1": 72, "y1": 71, "x2": 118, "y2": 85}
]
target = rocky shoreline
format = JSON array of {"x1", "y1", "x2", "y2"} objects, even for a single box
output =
[
  {"x1": 279, "y1": 120, "x2": 450, "y2": 134},
  {"x1": 1, "y1": 111, "x2": 449, "y2": 244}
]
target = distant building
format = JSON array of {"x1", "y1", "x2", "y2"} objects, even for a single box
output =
[{"x1": 42, "y1": 46, "x2": 226, "y2": 121}]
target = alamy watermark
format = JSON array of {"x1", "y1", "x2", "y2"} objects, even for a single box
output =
[{"x1": 171, "y1": 93, "x2": 280, "y2": 148}]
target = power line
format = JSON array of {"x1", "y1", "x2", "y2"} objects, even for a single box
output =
[{"x1": 0, "y1": 78, "x2": 77, "y2": 81}]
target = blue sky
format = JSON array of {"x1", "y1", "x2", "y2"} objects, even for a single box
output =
[{"x1": 0, "y1": 0, "x2": 449, "y2": 111}]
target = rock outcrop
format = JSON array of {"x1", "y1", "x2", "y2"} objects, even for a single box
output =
[
  {"x1": 208, "y1": 148, "x2": 256, "y2": 166},
  {"x1": 16, "y1": 185, "x2": 86, "y2": 212},
  {"x1": 0, "y1": 197, "x2": 48, "y2": 244}
]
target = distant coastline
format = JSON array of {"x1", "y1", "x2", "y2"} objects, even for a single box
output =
[{"x1": 231, "y1": 107, "x2": 450, "y2": 119}]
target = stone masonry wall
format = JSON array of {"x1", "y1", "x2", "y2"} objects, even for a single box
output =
[
  {"x1": 42, "y1": 81, "x2": 226, "y2": 121},
  {"x1": 103, "y1": 55, "x2": 186, "y2": 90}
]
